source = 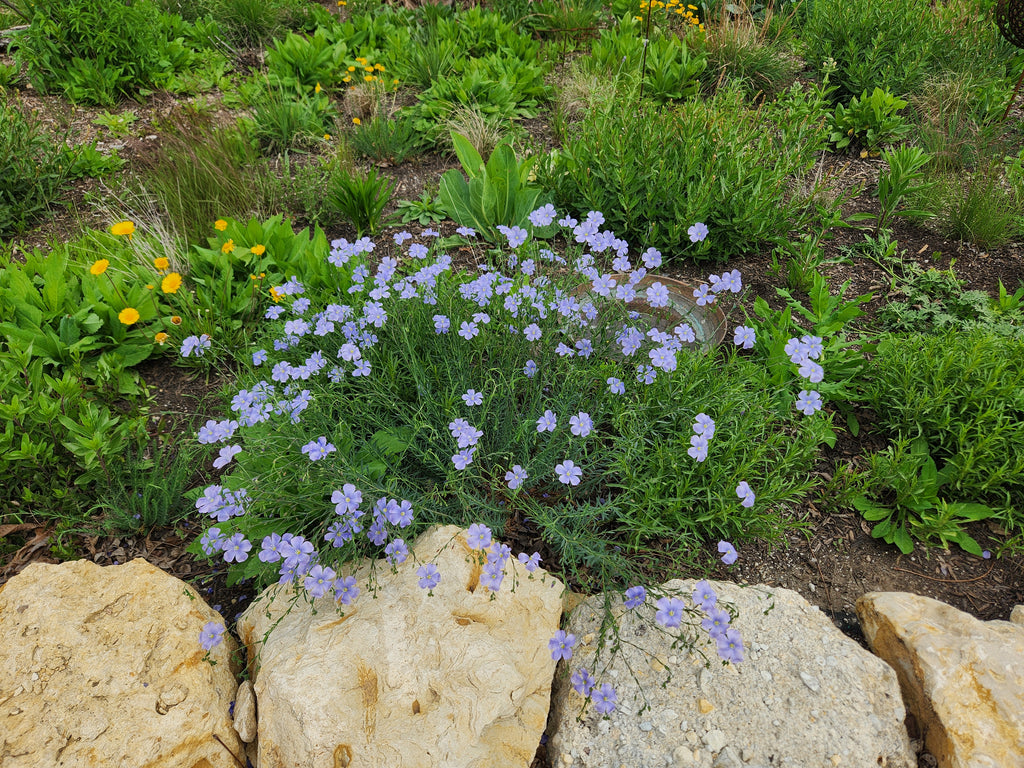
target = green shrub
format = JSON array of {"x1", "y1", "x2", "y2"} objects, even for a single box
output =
[
  {"x1": 546, "y1": 85, "x2": 834, "y2": 260},
  {"x1": 0, "y1": 101, "x2": 71, "y2": 237},
  {"x1": 347, "y1": 109, "x2": 423, "y2": 165},
  {"x1": 923, "y1": 164, "x2": 1023, "y2": 248},
  {"x1": 325, "y1": 165, "x2": 394, "y2": 237},
  {"x1": 803, "y1": 0, "x2": 1016, "y2": 101},
  {"x1": 246, "y1": 86, "x2": 336, "y2": 154},
  {"x1": 11, "y1": 0, "x2": 190, "y2": 104},
  {"x1": 864, "y1": 330, "x2": 1024, "y2": 532},
  {"x1": 828, "y1": 88, "x2": 912, "y2": 152}
]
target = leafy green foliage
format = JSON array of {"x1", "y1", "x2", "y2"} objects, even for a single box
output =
[
  {"x1": 247, "y1": 86, "x2": 336, "y2": 154},
  {"x1": 584, "y1": 17, "x2": 707, "y2": 103},
  {"x1": 803, "y1": 0, "x2": 1016, "y2": 102},
  {"x1": 396, "y1": 189, "x2": 446, "y2": 226},
  {"x1": 853, "y1": 437, "x2": 995, "y2": 555},
  {"x1": 923, "y1": 163, "x2": 1024, "y2": 248},
  {"x1": 265, "y1": 29, "x2": 348, "y2": 91},
  {"x1": 66, "y1": 142, "x2": 125, "y2": 179},
  {"x1": 864, "y1": 330, "x2": 1024, "y2": 533},
  {"x1": 878, "y1": 266, "x2": 1024, "y2": 338},
  {"x1": 828, "y1": 88, "x2": 911, "y2": 151},
  {"x1": 325, "y1": 166, "x2": 394, "y2": 237},
  {"x1": 11, "y1": 0, "x2": 197, "y2": 104},
  {"x1": 546, "y1": 85, "x2": 835, "y2": 260},
  {"x1": 438, "y1": 133, "x2": 552, "y2": 243},
  {"x1": 0, "y1": 101, "x2": 71, "y2": 237},
  {"x1": 875, "y1": 146, "x2": 934, "y2": 230}
]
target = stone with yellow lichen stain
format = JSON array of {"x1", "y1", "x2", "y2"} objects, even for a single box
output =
[
  {"x1": 857, "y1": 592, "x2": 1024, "y2": 768},
  {"x1": 238, "y1": 525, "x2": 565, "y2": 768},
  {"x1": 0, "y1": 559, "x2": 242, "y2": 768}
]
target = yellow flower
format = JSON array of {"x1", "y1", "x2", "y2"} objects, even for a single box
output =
[
  {"x1": 250, "y1": 244, "x2": 266, "y2": 256},
  {"x1": 364, "y1": 66, "x2": 374, "y2": 72},
  {"x1": 170, "y1": 315, "x2": 182, "y2": 325},
  {"x1": 214, "y1": 219, "x2": 228, "y2": 231},
  {"x1": 221, "y1": 239, "x2": 235, "y2": 254},
  {"x1": 343, "y1": 76, "x2": 352, "y2": 83},
  {"x1": 90, "y1": 259, "x2": 109, "y2": 276},
  {"x1": 161, "y1": 272, "x2": 182, "y2": 294},
  {"x1": 269, "y1": 286, "x2": 282, "y2": 303},
  {"x1": 153, "y1": 256, "x2": 170, "y2": 271},
  {"x1": 324, "y1": 133, "x2": 332, "y2": 140},
  {"x1": 315, "y1": 82, "x2": 322, "y2": 93},
  {"x1": 347, "y1": 66, "x2": 356, "y2": 72},
  {"x1": 118, "y1": 307, "x2": 140, "y2": 326},
  {"x1": 338, "y1": 0, "x2": 346, "y2": 5},
  {"x1": 154, "y1": 332, "x2": 170, "y2": 345},
  {"x1": 110, "y1": 220, "x2": 135, "y2": 237},
  {"x1": 374, "y1": 64, "x2": 385, "y2": 71},
  {"x1": 146, "y1": 284, "x2": 154, "y2": 290},
  {"x1": 352, "y1": 117, "x2": 361, "y2": 125},
  {"x1": 364, "y1": 74, "x2": 374, "y2": 82}
]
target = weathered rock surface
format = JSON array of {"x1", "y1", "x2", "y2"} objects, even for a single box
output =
[
  {"x1": 549, "y1": 579, "x2": 914, "y2": 768},
  {"x1": 0, "y1": 558, "x2": 242, "y2": 768},
  {"x1": 237, "y1": 524, "x2": 564, "y2": 768},
  {"x1": 857, "y1": 592, "x2": 1024, "y2": 768},
  {"x1": 234, "y1": 679, "x2": 257, "y2": 743}
]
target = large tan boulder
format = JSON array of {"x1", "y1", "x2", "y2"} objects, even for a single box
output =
[
  {"x1": 857, "y1": 592, "x2": 1024, "y2": 768},
  {"x1": 0, "y1": 558, "x2": 243, "y2": 768},
  {"x1": 237, "y1": 525, "x2": 564, "y2": 768}
]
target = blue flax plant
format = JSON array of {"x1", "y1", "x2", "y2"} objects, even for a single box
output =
[{"x1": 185, "y1": 208, "x2": 834, "y2": 706}]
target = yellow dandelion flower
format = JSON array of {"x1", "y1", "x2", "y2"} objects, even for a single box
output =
[
  {"x1": 214, "y1": 219, "x2": 228, "y2": 231},
  {"x1": 270, "y1": 286, "x2": 282, "y2": 302},
  {"x1": 161, "y1": 272, "x2": 182, "y2": 294},
  {"x1": 374, "y1": 64, "x2": 385, "y2": 71},
  {"x1": 352, "y1": 117, "x2": 361, "y2": 125},
  {"x1": 315, "y1": 82, "x2": 322, "y2": 93},
  {"x1": 90, "y1": 259, "x2": 110, "y2": 276},
  {"x1": 364, "y1": 74, "x2": 374, "y2": 82},
  {"x1": 155, "y1": 332, "x2": 170, "y2": 345},
  {"x1": 153, "y1": 256, "x2": 170, "y2": 271},
  {"x1": 110, "y1": 220, "x2": 135, "y2": 237},
  {"x1": 119, "y1": 307, "x2": 140, "y2": 326},
  {"x1": 250, "y1": 244, "x2": 266, "y2": 256},
  {"x1": 364, "y1": 66, "x2": 374, "y2": 72},
  {"x1": 170, "y1": 315, "x2": 182, "y2": 325},
  {"x1": 348, "y1": 66, "x2": 356, "y2": 72},
  {"x1": 343, "y1": 76, "x2": 352, "y2": 83},
  {"x1": 324, "y1": 133, "x2": 332, "y2": 140},
  {"x1": 221, "y1": 239, "x2": 235, "y2": 254}
]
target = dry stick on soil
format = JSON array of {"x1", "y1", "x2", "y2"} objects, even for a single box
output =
[{"x1": 892, "y1": 562, "x2": 996, "y2": 584}]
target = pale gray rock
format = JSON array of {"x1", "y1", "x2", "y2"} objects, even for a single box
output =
[
  {"x1": 858, "y1": 592, "x2": 1024, "y2": 768},
  {"x1": 237, "y1": 525, "x2": 564, "y2": 768},
  {"x1": 0, "y1": 558, "x2": 243, "y2": 768},
  {"x1": 549, "y1": 580, "x2": 914, "y2": 768}
]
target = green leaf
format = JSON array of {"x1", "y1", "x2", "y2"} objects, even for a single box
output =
[
  {"x1": 892, "y1": 525, "x2": 914, "y2": 554},
  {"x1": 951, "y1": 531, "x2": 984, "y2": 558},
  {"x1": 853, "y1": 496, "x2": 894, "y2": 521},
  {"x1": 451, "y1": 132, "x2": 485, "y2": 179}
]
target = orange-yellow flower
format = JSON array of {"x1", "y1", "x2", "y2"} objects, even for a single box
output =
[
  {"x1": 214, "y1": 219, "x2": 228, "y2": 231},
  {"x1": 161, "y1": 272, "x2": 182, "y2": 294},
  {"x1": 315, "y1": 82, "x2": 322, "y2": 94},
  {"x1": 110, "y1": 221, "x2": 135, "y2": 237},
  {"x1": 153, "y1": 256, "x2": 170, "y2": 271},
  {"x1": 119, "y1": 307, "x2": 140, "y2": 325},
  {"x1": 90, "y1": 259, "x2": 109, "y2": 276},
  {"x1": 170, "y1": 315, "x2": 182, "y2": 325},
  {"x1": 154, "y1": 332, "x2": 170, "y2": 345},
  {"x1": 269, "y1": 286, "x2": 282, "y2": 302},
  {"x1": 250, "y1": 244, "x2": 266, "y2": 256},
  {"x1": 352, "y1": 117, "x2": 361, "y2": 125},
  {"x1": 221, "y1": 239, "x2": 235, "y2": 254}
]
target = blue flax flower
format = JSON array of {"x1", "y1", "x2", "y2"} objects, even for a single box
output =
[
  {"x1": 624, "y1": 585, "x2": 647, "y2": 609},
  {"x1": 549, "y1": 630, "x2": 576, "y2": 661},
  {"x1": 571, "y1": 668, "x2": 595, "y2": 696},
  {"x1": 418, "y1": 563, "x2": 441, "y2": 590},
  {"x1": 199, "y1": 622, "x2": 225, "y2": 651},
  {"x1": 593, "y1": 683, "x2": 617, "y2": 715},
  {"x1": 718, "y1": 540, "x2": 738, "y2": 565},
  {"x1": 655, "y1": 596, "x2": 686, "y2": 628}
]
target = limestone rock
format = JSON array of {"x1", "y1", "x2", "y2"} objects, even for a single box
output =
[
  {"x1": 857, "y1": 592, "x2": 1024, "y2": 768},
  {"x1": 1011, "y1": 605, "x2": 1024, "y2": 626},
  {"x1": 234, "y1": 679, "x2": 257, "y2": 743},
  {"x1": 549, "y1": 580, "x2": 914, "y2": 768},
  {"x1": 0, "y1": 558, "x2": 242, "y2": 768},
  {"x1": 237, "y1": 524, "x2": 564, "y2": 768}
]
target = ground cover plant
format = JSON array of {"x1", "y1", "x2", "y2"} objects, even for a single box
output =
[{"x1": 2, "y1": 0, "x2": 1024, "y2": 751}]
